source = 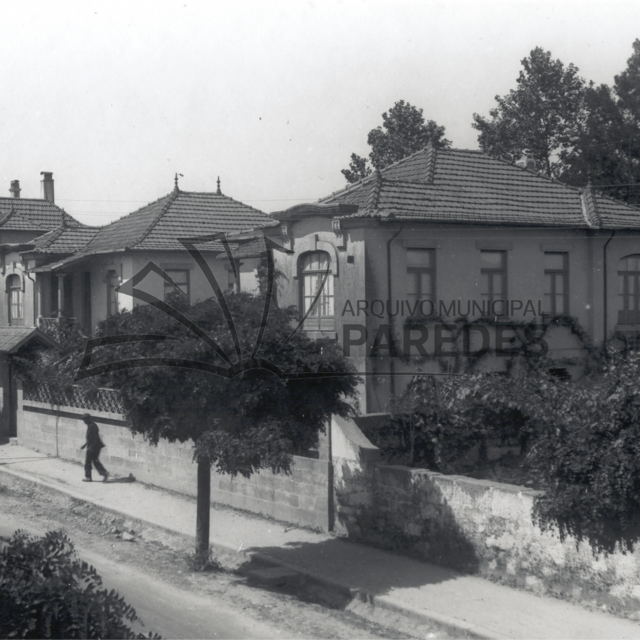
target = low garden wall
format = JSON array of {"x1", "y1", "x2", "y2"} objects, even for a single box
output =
[
  {"x1": 18, "y1": 387, "x2": 331, "y2": 531},
  {"x1": 333, "y1": 414, "x2": 640, "y2": 618}
]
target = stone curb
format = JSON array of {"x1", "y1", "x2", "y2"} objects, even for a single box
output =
[{"x1": 0, "y1": 463, "x2": 511, "y2": 640}]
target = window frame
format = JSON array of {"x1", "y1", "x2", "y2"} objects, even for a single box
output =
[
  {"x1": 543, "y1": 251, "x2": 569, "y2": 317},
  {"x1": 106, "y1": 270, "x2": 120, "y2": 317},
  {"x1": 618, "y1": 255, "x2": 640, "y2": 325},
  {"x1": 7, "y1": 274, "x2": 23, "y2": 326},
  {"x1": 163, "y1": 269, "x2": 190, "y2": 303},
  {"x1": 480, "y1": 250, "x2": 508, "y2": 312},
  {"x1": 406, "y1": 248, "x2": 436, "y2": 317},
  {"x1": 299, "y1": 251, "x2": 335, "y2": 332}
]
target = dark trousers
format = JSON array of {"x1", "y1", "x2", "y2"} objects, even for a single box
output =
[{"x1": 84, "y1": 448, "x2": 107, "y2": 479}]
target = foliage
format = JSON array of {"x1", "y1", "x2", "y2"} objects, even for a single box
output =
[
  {"x1": 342, "y1": 100, "x2": 451, "y2": 183},
  {"x1": 559, "y1": 41, "x2": 640, "y2": 205},
  {"x1": 10, "y1": 321, "x2": 98, "y2": 406},
  {"x1": 0, "y1": 529, "x2": 158, "y2": 639},
  {"x1": 472, "y1": 47, "x2": 588, "y2": 177},
  {"x1": 93, "y1": 290, "x2": 360, "y2": 477},
  {"x1": 375, "y1": 358, "x2": 549, "y2": 471},
  {"x1": 473, "y1": 41, "x2": 640, "y2": 204},
  {"x1": 378, "y1": 343, "x2": 640, "y2": 555},
  {"x1": 530, "y1": 350, "x2": 640, "y2": 555}
]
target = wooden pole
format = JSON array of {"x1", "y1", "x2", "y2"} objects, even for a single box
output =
[{"x1": 196, "y1": 458, "x2": 211, "y2": 560}]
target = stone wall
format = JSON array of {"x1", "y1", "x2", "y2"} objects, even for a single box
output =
[
  {"x1": 19, "y1": 399, "x2": 331, "y2": 530},
  {"x1": 332, "y1": 415, "x2": 640, "y2": 618}
]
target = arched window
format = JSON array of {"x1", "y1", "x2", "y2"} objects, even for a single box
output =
[
  {"x1": 300, "y1": 251, "x2": 334, "y2": 331},
  {"x1": 618, "y1": 255, "x2": 640, "y2": 324},
  {"x1": 7, "y1": 275, "x2": 23, "y2": 325}
]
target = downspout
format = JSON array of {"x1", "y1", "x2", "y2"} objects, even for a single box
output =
[
  {"x1": 603, "y1": 231, "x2": 616, "y2": 352},
  {"x1": 387, "y1": 223, "x2": 404, "y2": 399},
  {"x1": 25, "y1": 270, "x2": 37, "y2": 327}
]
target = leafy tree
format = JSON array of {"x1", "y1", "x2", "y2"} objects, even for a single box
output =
[
  {"x1": 342, "y1": 100, "x2": 451, "y2": 183},
  {"x1": 89, "y1": 289, "x2": 359, "y2": 559},
  {"x1": 472, "y1": 47, "x2": 588, "y2": 177},
  {"x1": 0, "y1": 529, "x2": 157, "y2": 639}
]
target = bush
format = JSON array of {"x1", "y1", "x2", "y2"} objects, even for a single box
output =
[
  {"x1": 531, "y1": 351, "x2": 640, "y2": 554},
  {"x1": 377, "y1": 349, "x2": 640, "y2": 555},
  {"x1": 0, "y1": 530, "x2": 159, "y2": 639},
  {"x1": 375, "y1": 359, "x2": 549, "y2": 472}
]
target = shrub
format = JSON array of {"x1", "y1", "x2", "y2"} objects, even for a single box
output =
[
  {"x1": 0, "y1": 529, "x2": 159, "y2": 639},
  {"x1": 531, "y1": 351, "x2": 640, "y2": 554}
]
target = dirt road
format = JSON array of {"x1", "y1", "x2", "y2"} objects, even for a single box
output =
[{"x1": 0, "y1": 473, "x2": 438, "y2": 639}]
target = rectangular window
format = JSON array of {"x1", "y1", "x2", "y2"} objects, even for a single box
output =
[
  {"x1": 164, "y1": 269, "x2": 190, "y2": 302},
  {"x1": 106, "y1": 271, "x2": 119, "y2": 317},
  {"x1": 480, "y1": 250, "x2": 507, "y2": 311},
  {"x1": 543, "y1": 252, "x2": 569, "y2": 316},
  {"x1": 301, "y1": 252, "x2": 334, "y2": 331},
  {"x1": 618, "y1": 256, "x2": 640, "y2": 324},
  {"x1": 406, "y1": 248, "x2": 435, "y2": 315}
]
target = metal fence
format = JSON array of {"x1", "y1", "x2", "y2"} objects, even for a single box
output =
[{"x1": 23, "y1": 383, "x2": 124, "y2": 414}]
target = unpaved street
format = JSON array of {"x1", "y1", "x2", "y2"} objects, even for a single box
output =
[{"x1": 0, "y1": 473, "x2": 440, "y2": 639}]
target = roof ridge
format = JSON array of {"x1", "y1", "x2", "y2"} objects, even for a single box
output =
[
  {"x1": 319, "y1": 171, "x2": 378, "y2": 204},
  {"x1": 425, "y1": 143, "x2": 437, "y2": 183},
  {"x1": 130, "y1": 189, "x2": 181, "y2": 249},
  {"x1": 182, "y1": 190, "x2": 273, "y2": 219},
  {"x1": 365, "y1": 170, "x2": 383, "y2": 211},
  {"x1": 0, "y1": 196, "x2": 62, "y2": 204}
]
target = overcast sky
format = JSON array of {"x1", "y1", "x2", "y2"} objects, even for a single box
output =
[{"x1": 3, "y1": 1, "x2": 640, "y2": 226}]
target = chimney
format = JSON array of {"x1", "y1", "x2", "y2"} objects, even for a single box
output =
[
  {"x1": 40, "y1": 172, "x2": 54, "y2": 203},
  {"x1": 516, "y1": 155, "x2": 536, "y2": 171},
  {"x1": 9, "y1": 180, "x2": 21, "y2": 198}
]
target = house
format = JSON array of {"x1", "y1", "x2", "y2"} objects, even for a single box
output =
[
  {"x1": 259, "y1": 145, "x2": 640, "y2": 413},
  {"x1": 21, "y1": 177, "x2": 276, "y2": 332},
  {"x1": 0, "y1": 173, "x2": 76, "y2": 436}
]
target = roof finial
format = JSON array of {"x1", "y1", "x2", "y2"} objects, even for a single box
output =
[
  {"x1": 174, "y1": 173, "x2": 183, "y2": 192},
  {"x1": 216, "y1": 176, "x2": 222, "y2": 195}
]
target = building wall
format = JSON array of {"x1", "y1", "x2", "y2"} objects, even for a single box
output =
[
  {"x1": 43, "y1": 250, "x2": 246, "y2": 332},
  {"x1": 332, "y1": 414, "x2": 640, "y2": 618},
  {"x1": 272, "y1": 218, "x2": 640, "y2": 413},
  {"x1": 17, "y1": 396, "x2": 331, "y2": 530}
]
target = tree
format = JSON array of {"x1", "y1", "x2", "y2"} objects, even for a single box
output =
[
  {"x1": 472, "y1": 47, "x2": 588, "y2": 177},
  {"x1": 87, "y1": 288, "x2": 359, "y2": 561},
  {"x1": 342, "y1": 100, "x2": 451, "y2": 183}
]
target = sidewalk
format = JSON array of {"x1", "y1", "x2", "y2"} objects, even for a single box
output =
[{"x1": 1, "y1": 442, "x2": 639, "y2": 640}]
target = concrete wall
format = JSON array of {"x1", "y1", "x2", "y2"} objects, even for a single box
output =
[
  {"x1": 332, "y1": 415, "x2": 640, "y2": 617},
  {"x1": 18, "y1": 398, "x2": 331, "y2": 531}
]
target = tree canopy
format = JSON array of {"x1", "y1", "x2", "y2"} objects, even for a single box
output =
[
  {"x1": 93, "y1": 290, "x2": 359, "y2": 477},
  {"x1": 472, "y1": 47, "x2": 587, "y2": 178},
  {"x1": 473, "y1": 42, "x2": 640, "y2": 205},
  {"x1": 342, "y1": 100, "x2": 451, "y2": 183}
]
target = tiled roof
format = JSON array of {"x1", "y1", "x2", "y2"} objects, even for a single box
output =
[
  {"x1": 81, "y1": 189, "x2": 276, "y2": 254},
  {"x1": 220, "y1": 237, "x2": 269, "y2": 259},
  {"x1": 0, "y1": 326, "x2": 60, "y2": 353},
  {"x1": 319, "y1": 147, "x2": 640, "y2": 229},
  {"x1": 0, "y1": 197, "x2": 80, "y2": 231},
  {"x1": 31, "y1": 225, "x2": 100, "y2": 254},
  {"x1": 0, "y1": 208, "x2": 47, "y2": 232}
]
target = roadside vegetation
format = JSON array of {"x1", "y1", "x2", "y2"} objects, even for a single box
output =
[
  {"x1": 366, "y1": 343, "x2": 640, "y2": 555},
  {"x1": 0, "y1": 529, "x2": 158, "y2": 639}
]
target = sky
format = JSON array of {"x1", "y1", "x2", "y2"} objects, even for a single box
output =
[{"x1": 2, "y1": 0, "x2": 640, "y2": 227}]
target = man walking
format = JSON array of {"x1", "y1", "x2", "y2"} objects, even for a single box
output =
[{"x1": 80, "y1": 413, "x2": 109, "y2": 482}]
